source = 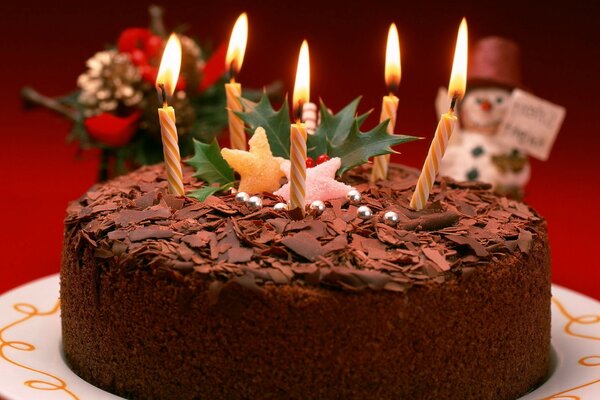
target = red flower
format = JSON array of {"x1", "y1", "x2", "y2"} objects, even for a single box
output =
[
  {"x1": 199, "y1": 42, "x2": 228, "y2": 91},
  {"x1": 176, "y1": 76, "x2": 187, "y2": 91},
  {"x1": 84, "y1": 111, "x2": 141, "y2": 147},
  {"x1": 118, "y1": 28, "x2": 164, "y2": 69},
  {"x1": 117, "y1": 28, "x2": 152, "y2": 54},
  {"x1": 139, "y1": 65, "x2": 159, "y2": 84},
  {"x1": 144, "y1": 35, "x2": 164, "y2": 60},
  {"x1": 130, "y1": 49, "x2": 148, "y2": 66}
]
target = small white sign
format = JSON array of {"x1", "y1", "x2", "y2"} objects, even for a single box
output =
[{"x1": 496, "y1": 89, "x2": 565, "y2": 161}]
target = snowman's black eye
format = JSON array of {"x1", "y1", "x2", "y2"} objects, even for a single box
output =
[
  {"x1": 476, "y1": 98, "x2": 483, "y2": 104},
  {"x1": 496, "y1": 97, "x2": 504, "y2": 104}
]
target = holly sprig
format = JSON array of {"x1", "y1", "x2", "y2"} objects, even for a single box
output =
[
  {"x1": 235, "y1": 94, "x2": 420, "y2": 175},
  {"x1": 185, "y1": 94, "x2": 421, "y2": 200}
]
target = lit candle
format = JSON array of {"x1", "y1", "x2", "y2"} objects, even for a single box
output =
[
  {"x1": 289, "y1": 40, "x2": 310, "y2": 216},
  {"x1": 371, "y1": 23, "x2": 401, "y2": 182},
  {"x1": 156, "y1": 33, "x2": 185, "y2": 196},
  {"x1": 410, "y1": 18, "x2": 468, "y2": 210},
  {"x1": 225, "y1": 13, "x2": 248, "y2": 150}
]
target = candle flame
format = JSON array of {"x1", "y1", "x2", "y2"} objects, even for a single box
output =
[
  {"x1": 292, "y1": 40, "x2": 310, "y2": 116},
  {"x1": 448, "y1": 18, "x2": 468, "y2": 100},
  {"x1": 385, "y1": 23, "x2": 401, "y2": 91},
  {"x1": 225, "y1": 13, "x2": 248, "y2": 75},
  {"x1": 156, "y1": 33, "x2": 182, "y2": 98}
]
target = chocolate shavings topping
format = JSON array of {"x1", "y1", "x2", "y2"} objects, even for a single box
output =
[{"x1": 65, "y1": 163, "x2": 545, "y2": 293}]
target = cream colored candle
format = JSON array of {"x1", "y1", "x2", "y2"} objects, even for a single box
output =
[
  {"x1": 225, "y1": 13, "x2": 248, "y2": 150},
  {"x1": 156, "y1": 33, "x2": 184, "y2": 196},
  {"x1": 371, "y1": 23, "x2": 401, "y2": 182},
  {"x1": 371, "y1": 94, "x2": 398, "y2": 181},
  {"x1": 410, "y1": 18, "x2": 468, "y2": 210},
  {"x1": 409, "y1": 111, "x2": 457, "y2": 210},
  {"x1": 289, "y1": 122, "x2": 308, "y2": 212},
  {"x1": 225, "y1": 81, "x2": 245, "y2": 150},
  {"x1": 158, "y1": 105, "x2": 185, "y2": 195},
  {"x1": 289, "y1": 40, "x2": 311, "y2": 215}
]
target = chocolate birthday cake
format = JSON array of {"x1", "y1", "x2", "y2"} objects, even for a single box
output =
[{"x1": 60, "y1": 163, "x2": 550, "y2": 400}]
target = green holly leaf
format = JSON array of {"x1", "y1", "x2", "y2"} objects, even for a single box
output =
[
  {"x1": 307, "y1": 97, "x2": 373, "y2": 159},
  {"x1": 355, "y1": 110, "x2": 372, "y2": 127},
  {"x1": 187, "y1": 183, "x2": 233, "y2": 202},
  {"x1": 307, "y1": 98, "x2": 357, "y2": 157},
  {"x1": 239, "y1": 96, "x2": 258, "y2": 112},
  {"x1": 306, "y1": 130, "x2": 327, "y2": 160},
  {"x1": 234, "y1": 94, "x2": 291, "y2": 159},
  {"x1": 185, "y1": 139, "x2": 234, "y2": 185},
  {"x1": 330, "y1": 120, "x2": 421, "y2": 176}
]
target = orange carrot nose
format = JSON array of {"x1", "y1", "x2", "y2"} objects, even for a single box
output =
[{"x1": 480, "y1": 100, "x2": 492, "y2": 111}]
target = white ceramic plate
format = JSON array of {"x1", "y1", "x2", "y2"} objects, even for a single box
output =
[{"x1": 0, "y1": 274, "x2": 599, "y2": 400}]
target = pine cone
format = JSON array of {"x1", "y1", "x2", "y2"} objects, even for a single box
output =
[
  {"x1": 77, "y1": 50, "x2": 143, "y2": 117},
  {"x1": 179, "y1": 35, "x2": 204, "y2": 93},
  {"x1": 139, "y1": 90, "x2": 196, "y2": 138}
]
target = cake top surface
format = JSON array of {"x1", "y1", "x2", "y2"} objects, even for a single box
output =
[{"x1": 65, "y1": 163, "x2": 543, "y2": 293}]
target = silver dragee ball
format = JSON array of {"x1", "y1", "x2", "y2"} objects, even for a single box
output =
[
  {"x1": 246, "y1": 196, "x2": 263, "y2": 210},
  {"x1": 273, "y1": 202, "x2": 288, "y2": 211},
  {"x1": 235, "y1": 191, "x2": 250, "y2": 203},
  {"x1": 346, "y1": 189, "x2": 362, "y2": 204},
  {"x1": 383, "y1": 211, "x2": 399, "y2": 226},
  {"x1": 357, "y1": 205, "x2": 373, "y2": 220},
  {"x1": 309, "y1": 200, "x2": 326, "y2": 215}
]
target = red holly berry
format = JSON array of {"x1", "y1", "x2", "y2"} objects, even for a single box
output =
[
  {"x1": 305, "y1": 157, "x2": 315, "y2": 168},
  {"x1": 316, "y1": 154, "x2": 330, "y2": 164}
]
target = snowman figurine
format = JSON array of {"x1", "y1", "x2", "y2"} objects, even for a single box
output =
[{"x1": 440, "y1": 37, "x2": 530, "y2": 199}]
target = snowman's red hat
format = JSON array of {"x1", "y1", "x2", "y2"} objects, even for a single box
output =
[{"x1": 468, "y1": 36, "x2": 522, "y2": 90}]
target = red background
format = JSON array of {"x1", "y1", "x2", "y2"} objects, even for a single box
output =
[{"x1": 1, "y1": 1, "x2": 599, "y2": 298}]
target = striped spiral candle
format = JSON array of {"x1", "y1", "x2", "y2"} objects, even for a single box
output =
[
  {"x1": 371, "y1": 94, "x2": 399, "y2": 181},
  {"x1": 225, "y1": 82, "x2": 246, "y2": 151},
  {"x1": 409, "y1": 111, "x2": 457, "y2": 210},
  {"x1": 158, "y1": 106, "x2": 185, "y2": 196},
  {"x1": 289, "y1": 122, "x2": 308, "y2": 214},
  {"x1": 411, "y1": 18, "x2": 467, "y2": 211}
]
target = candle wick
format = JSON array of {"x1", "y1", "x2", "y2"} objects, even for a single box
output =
[
  {"x1": 388, "y1": 82, "x2": 398, "y2": 95},
  {"x1": 158, "y1": 83, "x2": 168, "y2": 107},
  {"x1": 449, "y1": 94, "x2": 459, "y2": 112},
  {"x1": 228, "y1": 63, "x2": 236, "y2": 83},
  {"x1": 295, "y1": 101, "x2": 304, "y2": 122}
]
